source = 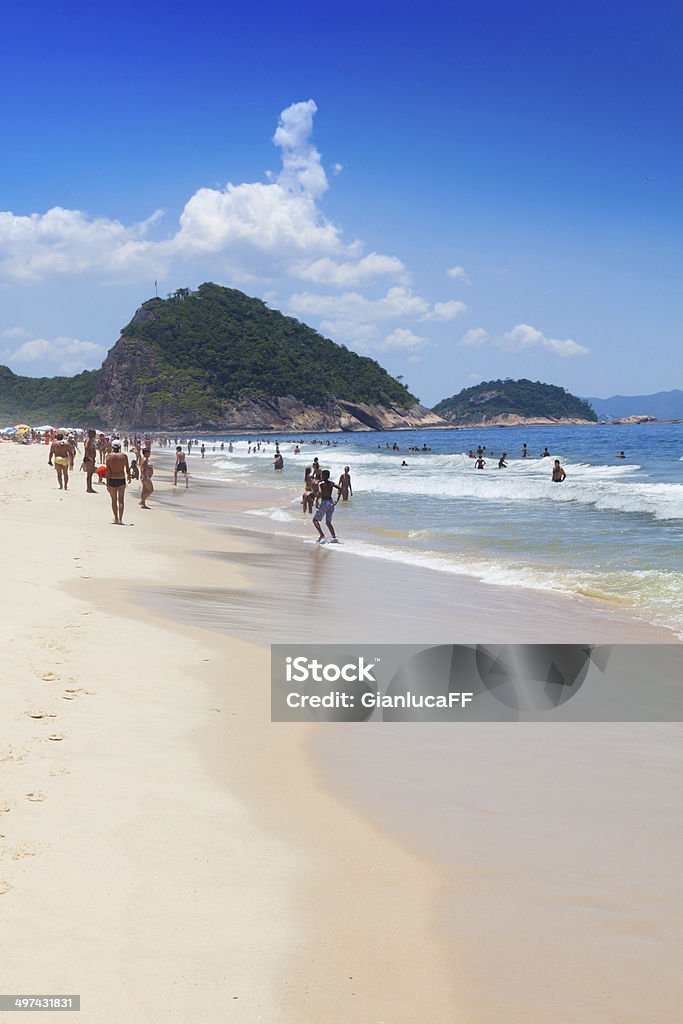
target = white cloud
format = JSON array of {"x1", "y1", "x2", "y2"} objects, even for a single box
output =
[
  {"x1": 501, "y1": 323, "x2": 589, "y2": 358},
  {"x1": 0, "y1": 207, "x2": 165, "y2": 284},
  {"x1": 0, "y1": 100, "x2": 410, "y2": 290},
  {"x1": 1, "y1": 326, "x2": 31, "y2": 340},
  {"x1": 271, "y1": 100, "x2": 328, "y2": 198},
  {"x1": 318, "y1": 320, "x2": 380, "y2": 351},
  {"x1": 421, "y1": 300, "x2": 467, "y2": 322},
  {"x1": 289, "y1": 285, "x2": 431, "y2": 322},
  {"x1": 379, "y1": 328, "x2": 431, "y2": 352},
  {"x1": 2, "y1": 333, "x2": 107, "y2": 375},
  {"x1": 297, "y1": 253, "x2": 408, "y2": 287},
  {"x1": 458, "y1": 328, "x2": 490, "y2": 348},
  {"x1": 332, "y1": 163, "x2": 344, "y2": 175},
  {"x1": 456, "y1": 323, "x2": 588, "y2": 358},
  {"x1": 447, "y1": 265, "x2": 470, "y2": 283}
]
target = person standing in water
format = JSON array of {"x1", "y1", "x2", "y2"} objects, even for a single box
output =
[
  {"x1": 338, "y1": 466, "x2": 353, "y2": 500},
  {"x1": 312, "y1": 470, "x2": 341, "y2": 543},
  {"x1": 551, "y1": 459, "x2": 567, "y2": 483}
]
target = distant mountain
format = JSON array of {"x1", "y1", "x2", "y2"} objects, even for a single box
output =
[
  {"x1": 432, "y1": 379, "x2": 597, "y2": 426},
  {"x1": 0, "y1": 283, "x2": 446, "y2": 431},
  {"x1": 584, "y1": 390, "x2": 683, "y2": 421}
]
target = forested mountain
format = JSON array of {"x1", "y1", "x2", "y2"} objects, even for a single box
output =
[
  {"x1": 1, "y1": 284, "x2": 445, "y2": 431},
  {"x1": 0, "y1": 366, "x2": 98, "y2": 424},
  {"x1": 433, "y1": 379, "x2": 597, "y2": 425}
]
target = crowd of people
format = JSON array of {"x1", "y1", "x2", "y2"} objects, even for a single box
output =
[{"x1": 2, "y1": 426, "x2": 591, "y2": 531}]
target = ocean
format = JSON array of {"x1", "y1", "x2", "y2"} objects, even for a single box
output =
[{"x1": 173, "y1": 422, "x2": 682, "y2": 637}]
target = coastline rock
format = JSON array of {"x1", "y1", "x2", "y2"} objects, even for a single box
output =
[
  {"x1": 443, "y1": 414, "x2": 597, "y2": 428},
  {"x1": 91, "y1": 337, "x2": 445, "y2": 431},
  {"x1": 611, "y1": 415, "x2": 658, "y2": 425}
]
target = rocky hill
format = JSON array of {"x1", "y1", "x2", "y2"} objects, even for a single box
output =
[
  {"x1": 93, "y1": 284, "x2": 444, "y2": 430},
  {"x1": 432, "y1": 379, "x2": 597, "y2": 426},
  {"x1": 0, "y1": 284, "x2": 445, "y2": 431}
]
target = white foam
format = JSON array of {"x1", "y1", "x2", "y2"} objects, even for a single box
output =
[{"x1": 245, "y1": 506, "x2": 296, "y2": 522}]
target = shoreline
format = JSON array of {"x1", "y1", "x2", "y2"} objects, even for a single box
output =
[{"x1": 148, "y1": 450, "x2": 679, "y2": 646}]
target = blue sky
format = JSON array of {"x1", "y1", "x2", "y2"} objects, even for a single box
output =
[{"x1": 1, "y1": 0, "x2": 681, "y2": 405}]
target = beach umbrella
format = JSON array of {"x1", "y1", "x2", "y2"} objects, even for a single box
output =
[
  {"x1": 35, "y1": 424, "x2": 55, "y2": 431},
  {"x1": 1, "y1": 427, "x2": 17, "y2": 435},
  {"x1": 13, "y1": 423, "x2": 30, "y2": 430}
]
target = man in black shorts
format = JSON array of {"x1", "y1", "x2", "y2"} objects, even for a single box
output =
[
  {"x1": 105, "y1": 440, "x2": 132, "y2": 524},
  {"x1": 174, "y1": 446, "x2": 189, "y2": 488}
]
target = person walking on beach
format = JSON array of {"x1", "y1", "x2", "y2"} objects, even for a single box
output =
[
  {"x1": 83, "y1": 429, "x2": 98, "y2": 492},
  {"x1": 139, "y1": 447, "x2": 154, "y2": 509},
  {"x1": 338, "y1": 466, "x2": 353, "y2": 500},
  {"x1": 551, "y1": 459, "x2": 567, "y2": 483},
  {"x1": 106, "y1": 440, "x2": 131, "y2": 524},
  {"x1": 48, "y1": 433, "x2": 71, "y2": 490},
  {"x1": 312, "y1": 470, "x2": 341, "y2": 543},
  {"x1": 174, "y1": 446, "x2": 189, "y2": 488}
]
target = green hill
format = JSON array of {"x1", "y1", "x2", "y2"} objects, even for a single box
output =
[
  {"x1": 433, "y1": 379, "x2": 597, "y2": 424},
  {"x1": 91, "y1": 283, "x2": 445, "y2": 430},
  {"x1": 114, "y1": 283, "x2": 414, "y2": 410},
  {"x1": 0, "y1": 366, "x2": 99, "y2": 425},
  {"x1": 2, "y1": 283, "x2": 444, "y2": 431}
]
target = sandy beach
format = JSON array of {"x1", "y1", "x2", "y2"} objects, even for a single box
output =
[{"x1": 1, "y1": 442, "x2": 681, "y2": 1023}]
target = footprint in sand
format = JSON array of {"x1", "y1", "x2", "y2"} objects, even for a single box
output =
[
  {"x1": 48, "y1": 734, "x2": 65, "y2": 742},
  {"x1": 48, "y1": 767, "x2": 70, "y2": 777},
  {"x1": 0, "y1": 749, "x2": 28, "y2": 764},
  {"x1": 10, "y1": 842, "x2": 39, "y2": 860},
  {"x1": 0, "y1": 803, "x2": 11, "y2": 815},
  {"x1": 26, "y1": 792, "x2": 47, "y2": 803},
  {"x1": 0, "y1": 880, "x2": 13, "y2": 895},
  {"x1": 26, "y1": 711, "x2": 57, "y2": 720},
  {"x1": 39, "y1": 672, "x2": 58, "y2": 682}
]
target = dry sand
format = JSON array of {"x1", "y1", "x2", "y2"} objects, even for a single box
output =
[{"x1": 0, "y1": 443, "x2": 454, "y2": 1023}]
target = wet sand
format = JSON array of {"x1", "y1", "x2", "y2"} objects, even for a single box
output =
[{"x1": 147, "y1": 456, "x2": 683, "y2": 1023}]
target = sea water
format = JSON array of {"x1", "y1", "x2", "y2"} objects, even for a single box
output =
[{"x1": 180, "y1": 423, "x2": 682, "y2": 636}]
